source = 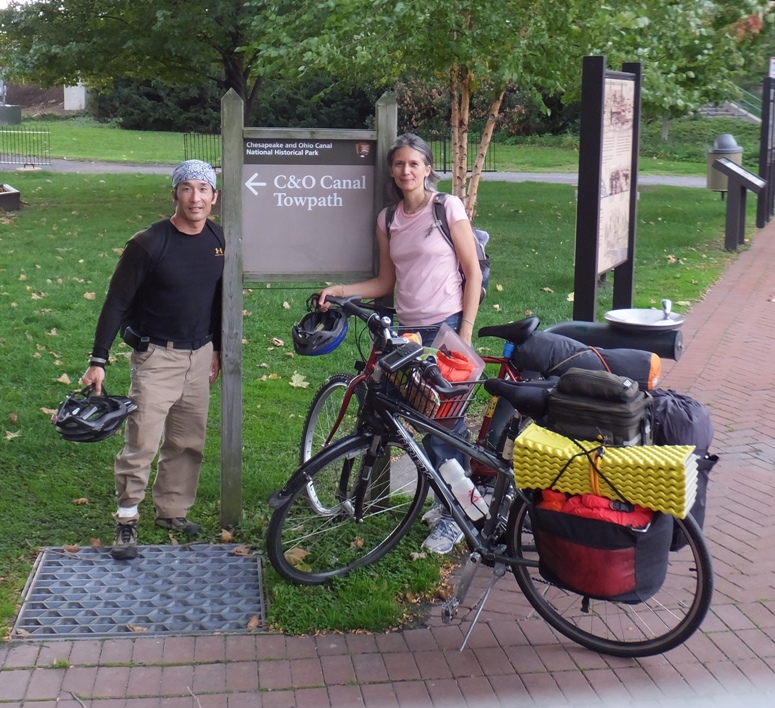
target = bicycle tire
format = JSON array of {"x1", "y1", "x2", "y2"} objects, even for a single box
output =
[
  {"x1": 300, "y1": 373, "x2": 365, "y2": 465},
  {"x1": 507, "y1": 496, "x2": 713, "y2": 658},
  {"x1": 268, "y1": 433, "x2": 429, "y2": 585}
]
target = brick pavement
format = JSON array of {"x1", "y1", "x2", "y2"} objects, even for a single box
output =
[{"x1": 3, "y1": 220, "x2": 775, "y2": 706}]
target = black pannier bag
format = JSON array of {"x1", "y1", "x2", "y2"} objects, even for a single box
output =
[
  {"x1": 651, "y1": 388, "x2": 718, "y2": 549},
  {"x1": 531, "y1": 496, "x2": 673, "y2": 603},
  {"x1": 546, "y1": 368, "x2": 652, "y2": 446}
]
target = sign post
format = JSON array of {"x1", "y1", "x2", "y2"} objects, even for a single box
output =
[{"x1": 218, "y1": 90, "x2": 397, "y2": 527}]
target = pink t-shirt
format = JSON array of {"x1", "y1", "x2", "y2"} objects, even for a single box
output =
[{"x1": 377, "y1": 193, "x2": 469, "y2": 327}]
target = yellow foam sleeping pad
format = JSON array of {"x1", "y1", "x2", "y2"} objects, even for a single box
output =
[{"x1": 513, "y1": 423, "x2": 698, "y2": 518}]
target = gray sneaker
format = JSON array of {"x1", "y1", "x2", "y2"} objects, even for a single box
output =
[
  {"x1": 422, "y1": 515, "x2": 464, "y2": 554},
  {"x1": 155, "y1": 517, "x2": 200, "y2": 536},
  {"x1": 111, "y1": 520, "x2": 138, "y2": 560}
]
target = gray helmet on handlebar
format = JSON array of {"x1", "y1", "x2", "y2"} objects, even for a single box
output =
[{"x1": 292, "y1": 308, "x2": 349, "y2": 356}]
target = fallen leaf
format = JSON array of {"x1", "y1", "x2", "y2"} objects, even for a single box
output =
[
  {"x1": 229, "y1": 544, "x2": 251, "y2": 556},
  {"x1": 285, "y1": 352, "x2": 294, "y2": 358},
  {"x1": 493, "y1": 304, "x2": 502, "y2": 312},
  {"x1": 289, "y1": 373, "x2": 309, "y2": 389},
  {"x1": 284, "y1": 547, "x2": 310, "y2": 565},
  {"x1": 268, "y1": 373, "x2": 280, "y2": 380},
  {"x1": 169, "y1": 534, "x2": 179, "y2": 546},
  {"x1": 15, "y1": 628, "x2": 31, "y2": 638},
  {"x1": 541, "y1": 286, "x2": 554, "y2": 293},
  {"x1": 18, "y1": 273, "x2": 27, "y2": 281},
  {"x1": 566, "y1": 292, "x2": 575, "y2": 302},
  {"x1": 350, "y1": 537, "x2": 364, "y2": 549},
  {"x1": 84, "y1": 292, "x2": 96, "y2": 300},
  {"x1": 90, "y1": 538, "x2": 103, "y2": 548},
  {"x1": 247, "y1": 615, "x2": 261, "y2": 630},
  {"x1": 282, "y1": 301, "x2": 291, "y2": 309},
  {"x1": 31, "y1": 293, "x2": 42, "y2": 300},
  {"x1": 496, "y1": 284, "x2": 503, "y2": 291},
  {"x1": 56, "y1": 373, "x2": 71, "y2": 384},
  {"x1": 271, "y1": 337, "x2": 284, "y2": 347},
  {"x1": 5, "y1": 430, "x2": 21, "y2": 440},
  {"x1": 220, "y1": 529, "x2": 234, "y2": 543},
  {"x1": 410, "y1": 551, "x2": 427, "y2": 561},
  {"x1": 47, "y1": 328, "x2": 58, "y2": 336},
  {"x1": 8, "y1": 412, "x2": 18, "y2": 425},
  {"x1": 71, "y1": 498, "x2": 89, "y2": 506},
  {"x1": 127, "y1": 624, "x2": 148, "y2": 633},
  {"x1": 62, "y1": 544, "x2": 80, "y2": 553}
]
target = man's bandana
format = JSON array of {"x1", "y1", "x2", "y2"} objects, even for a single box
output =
[{"x1": 172, "y1": 160, "x2": 217, "y2": 190}]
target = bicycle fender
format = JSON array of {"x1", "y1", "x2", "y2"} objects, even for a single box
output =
[{"x1": 267, "y1": 433, "x2": 373, "y2": 509}]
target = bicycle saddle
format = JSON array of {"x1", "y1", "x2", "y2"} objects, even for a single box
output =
[
  {"x1": 483, "y1": 378, "x2": 555, "y2": 420},
  {"x1": 478, "y1": 316, "x2": 540, "y2": 345}
]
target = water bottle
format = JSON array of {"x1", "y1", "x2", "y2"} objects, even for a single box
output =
[{"x1": 439, "y1": 458, "x2": 490, "y2": 521}]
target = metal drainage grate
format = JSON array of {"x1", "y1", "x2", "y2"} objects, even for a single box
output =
[{"x1": 12, "y1": 544, "x2": 265, "y2": 638}]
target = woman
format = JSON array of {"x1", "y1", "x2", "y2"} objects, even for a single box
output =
[{"x1": 319, "y1": 133, "x2": 482, "y2": 554}]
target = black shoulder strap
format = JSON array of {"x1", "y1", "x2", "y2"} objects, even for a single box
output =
[
  {"x1": 384, "y1": 204, "x2": 398, "y2": 240},
  {"x1": 432, "y1": 193, "x2": 454, "y2": 252}
]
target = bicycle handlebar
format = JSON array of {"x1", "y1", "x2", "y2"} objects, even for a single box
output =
[{"x1": 315, "y1": 295, "x2": 469, "y2": 396}]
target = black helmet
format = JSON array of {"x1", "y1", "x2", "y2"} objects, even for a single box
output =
[
  {"x1": 292, "y1": 308, "x2": 348, "y2": 356},
  {"x1": 53, "y1": 386, "x2": 137, "y2": 443}
]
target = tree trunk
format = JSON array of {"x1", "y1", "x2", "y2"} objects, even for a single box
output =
[
  {"x1": 661, "y1": 113, "x2": 669, "y2": 141},
  {"x1": 450, "y1": 65, "x2": 467, "y2": 200},
  {"x1": 466, "y1": 88, "x2": 505, "y2": 218}
]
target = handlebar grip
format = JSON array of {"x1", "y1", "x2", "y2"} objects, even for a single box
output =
[{"x1": 422, "y1": 360, "x2": 469, "y2": 398}]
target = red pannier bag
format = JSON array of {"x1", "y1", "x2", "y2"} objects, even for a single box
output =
[{"x1": 531, "y1": 490, "x2": 673, "y2": 603}]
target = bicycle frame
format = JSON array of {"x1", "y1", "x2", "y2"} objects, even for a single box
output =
[{"x1": 352, "y1": 373, "x2": 536, "y2": 571}]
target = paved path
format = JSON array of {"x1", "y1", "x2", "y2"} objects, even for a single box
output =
[
  {"x1": 1, "y1": 169, "x2": 773, "y2": 707},
  {"x1": 12, "y1": 159, "x2": 706, "y2": 188}
]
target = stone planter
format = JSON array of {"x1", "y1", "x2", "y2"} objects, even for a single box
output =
[{"x1": 0, "y1": 184, "x2": 20, "y2": 211}]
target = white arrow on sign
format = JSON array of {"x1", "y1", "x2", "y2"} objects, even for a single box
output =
[{"x1": 245, "y1": 173, "x2": 268, "y2": 196}]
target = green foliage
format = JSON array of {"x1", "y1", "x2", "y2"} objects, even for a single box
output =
[
  {"x1": 93, "y1": 80, "x2": 223, "y2": 133},
  {"x1": 640, "y1": 117, "x2": 762, "y2": 169}
]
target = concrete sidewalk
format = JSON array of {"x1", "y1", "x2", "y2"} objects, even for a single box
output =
[
  {"x1": 10, "y1": 159, "x2": 706, "y2": 188},
  {"x1": 1, "y1": 176, "x2": 774, "y2": 707}
]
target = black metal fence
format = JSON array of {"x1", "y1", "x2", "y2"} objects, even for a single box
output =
[
  {"x1": 183, "y1": 133, "x2": 221, "y2": 169},
  {"x1": 181, "y1": 132, "x2": 495, "y2": 173},
  {"x1": 0, "y1": 127, "x2": 51, "y2": 167},
  {"x1": 422, "y1": 133, "x2": 496, "y2": 173}
]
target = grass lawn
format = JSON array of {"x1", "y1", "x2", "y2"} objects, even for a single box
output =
[{"x1": 0, "y1": 165, "x2": 749, "y2": 636}]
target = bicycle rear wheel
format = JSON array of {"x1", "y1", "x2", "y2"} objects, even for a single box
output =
[
  {"x1": 268, "y1": 434, "x2": 429, "y2": 585},
  {"x1": 300, "y1": 373, "x2": 365, "y2": 464},
  {"x1": 508, "y1": 497, "x2": 713, "y2": 658}
]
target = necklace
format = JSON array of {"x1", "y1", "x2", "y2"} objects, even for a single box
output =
[{"x1": 403, "y1": 191, "x2": 430, "y2": 215}]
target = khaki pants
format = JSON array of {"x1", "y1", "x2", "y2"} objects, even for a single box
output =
[{"x1": 114, "y1": 342, "x2": 212, "y2": 520}]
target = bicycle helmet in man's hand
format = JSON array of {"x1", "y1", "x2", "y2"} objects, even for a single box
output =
[
  {"x1": 53, "y1": 386, "x2": 138, "y2": 442},
  {"x1": 292, "y1": 308, "x2": 348, "y2": 356}
]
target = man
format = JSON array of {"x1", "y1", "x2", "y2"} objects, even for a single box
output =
[{"x1": 81, "y1": 160, "x2": 225, "y2": 560}]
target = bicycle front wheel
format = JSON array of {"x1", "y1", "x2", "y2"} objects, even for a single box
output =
[
  {"x1": 508, "y1": 498, "x2": 713, "y2": 658},
  {"x1": 268, "y1": 434, "x2": 429, "y2": 585},
  {"x1": 300, "y1": 373, "x2": 365, "y2": 464}
]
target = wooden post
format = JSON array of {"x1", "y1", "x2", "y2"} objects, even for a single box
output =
[{"x1": 220, "y1": 89, "x2": 244, "y2": 528}]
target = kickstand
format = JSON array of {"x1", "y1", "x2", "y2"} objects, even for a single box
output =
[
  {"x1": 459, "y1": 562, "x2": 506, "y2": 652},
  {"x1": 441, "y1": 553, "x2": 481, "y2": 625}
]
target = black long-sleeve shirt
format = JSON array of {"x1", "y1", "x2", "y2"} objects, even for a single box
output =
[{"x1": 91, "y1": 219, "x2": 224, "y2": 360}]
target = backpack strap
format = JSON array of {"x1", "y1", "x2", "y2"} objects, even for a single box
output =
[
  {"x1": 431, "y1": 193, "x2": 454, "y2": 251},
  {"x1": 385, "y1": 194, "x2": 453, "y2": 249},
  {"x1": 384, "y1": 203, "x2": 398, "y2": 240}
]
